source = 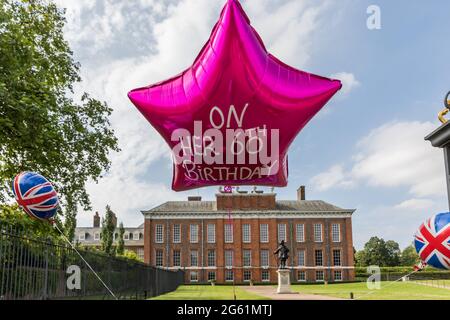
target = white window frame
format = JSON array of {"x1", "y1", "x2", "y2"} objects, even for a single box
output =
[
  {"x1": 297, "y1": 270, "x2": 307, "y2": 282},
  {"x1": 313, "y1": 223, "x2": 323, "y2": 243},
  {"x1": 242, "y1": 224, "x2": 251, "y2": 243},
  {"x1": 207, "y1": 250, "x2": 216, "y2": 267},
  {"x1": 315, "y1": 249, "x2": 323, "y2": 267},
  {"x1": 334, "y1": 270, "x2": 343, "y2": 282},
  {"x1": 78, "y1": 233, "x2": 85, "y2": 241},
  {"x1": 207, "y1": 224, "x2": 216, "y2": 244},
  {"x1": 261, "y1": 270, "x2": 270, "y2": 282},
  {"x1": 260, "y1": 250, "x2": 269, "y2": 268},
  {"x1": 190, "y1": 224, "x2": 199, "y2": 244},
  {"x1": 297, "y1": 250, "x2": 305, "y2": 267},
  {"x1": 155, "y1": 224, "x2": 164, "y2": 243},
  {"x1": 225, "y1": 270, "x2": 234, "y2": 282},
  {"x1": 173, "y1": 250, "x2": 181, "y2": 267},
  {"x1": 208, "y1": 271, "x2": 216, "y2": 282},
  {"x1": 260, "y1": 224, "x2": 269, "y2": 243},
  {"x1": 296, "y1": 224, "x2": 305, "y2": 243},
  {"x1": 332, "y1": 223, "x2": 341, "y2": 242},
  {"x1": 225, "y1": 250, "x2": 233, "y2": 268},
  {"x1": 243, "y1": 270, "x2": 252, "y2": 282},
  {"x1": 155, "y1": 249, "x2": 163, "y2": 267},
  {"x1": 243, "y1": 250, "x2": 252, "y2": 268},
  {"x1": 94, "y1": 232, "x2": 100, "y2": 241},
  {"x1": 224, "y1": 223, "x2": 233, "y2": 243},
  {"x1": 133, "y1": 232, "x2": 140, "y2": 241},
  {"x1": 333, "y1": 249, "x2": 342, "y2": 266},
  {"x1": 124, "y1": 232, "x2": 130, "y2": 241},
  {"x1": 137, "y1": 248, "x2": 144, "y2": 261},
  {"x1": 173, "y1": 224, "x2": 181, "y2": 243},
  {"x1": 190, "y1": 250, "x2": 198, "y2": 267},
  {"x1": 278, "y1": 223, "x2": 287, "y2": 243},
  {"x1": 316, "y1": 270, "x2": 325, "y2": 282},
  {"x1": 190, "y1": 271, "x2": 198, "y2": 283}
]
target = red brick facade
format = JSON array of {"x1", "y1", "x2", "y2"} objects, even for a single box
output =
[{"x1": 143, "y1": 190, "x2": 355, "y2": 284}]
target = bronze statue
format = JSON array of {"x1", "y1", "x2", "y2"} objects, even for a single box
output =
[{"x1": 273, "y1": 240, "x2": 290, "y2": 269}]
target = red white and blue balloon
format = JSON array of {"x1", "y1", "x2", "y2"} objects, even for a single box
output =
[
  {"x1": 414, "y1": 212, "x2": 450, "y2": 270},
  {"x1": 12, "y1": 172, "x2": 59, "y2": 220}
]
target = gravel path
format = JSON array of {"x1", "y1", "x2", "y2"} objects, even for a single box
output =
[{"x1": 239, "y1": 286, "x2": 346, "y2": 300}]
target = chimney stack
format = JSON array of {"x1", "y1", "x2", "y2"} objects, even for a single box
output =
[
  {"x1": 111, "y1": 212, "x2": 118, "y2": 228},
  {"x1": 93, "y1": 212, "x2": 100, "y2": 228},
  {"x1": 297, "y1": 186, "x2": 306, "y2": 201}
]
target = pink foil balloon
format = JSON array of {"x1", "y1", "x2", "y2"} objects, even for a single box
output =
[{"x1": 128, "y1": 0, "x2": 341, "y2": 192}]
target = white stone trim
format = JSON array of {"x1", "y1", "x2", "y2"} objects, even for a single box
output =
[
  {"x1": 144, "y1": 212, "x2": 353, "y2": 220},
  {"x1": 163, "y1": 266, "x2": 354, "y2": 270}
]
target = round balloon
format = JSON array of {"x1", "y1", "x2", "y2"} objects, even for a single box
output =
[
  {"x1": 12, "y1": 172, "x2": 59, "y2": 220},
  {"x1": 414, "y1": 212, "x2": 450, "y2": 270}
]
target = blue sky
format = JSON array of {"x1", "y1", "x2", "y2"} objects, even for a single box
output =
[{"x1": 54, "y1": 0, "x2": 450, "y2": 249}]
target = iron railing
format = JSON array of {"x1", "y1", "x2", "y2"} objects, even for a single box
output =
[{"x1": 0, "y1": 222, "x2": 184, "y2": 300}]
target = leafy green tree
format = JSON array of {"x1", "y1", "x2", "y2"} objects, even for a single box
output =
[
  {"x1": 401, "y1": 245, "x2": 420, "y2": 266},
  {"x1": 357, "y1": 237, "x2": 402, "y2": 267},
  {"x1": 0, "y1": 0, "x2": 119, "y2": 225},
  {"x1": 385, "y1": 240, "x2": 401, "y2": 266},
  {"x1": 122, "y1": 250, "x2": 140, "y2": 262},
  {"x1": 101, "y1": 206, "x2": 116, "y2": 256},
  {"x1": 116, "y1": 222, "x2": 125, "y2": 256},
  {"x1": 361, "y1": 237, "x2": 388, "y2": 266},
  {"x1": 0, "y1": 204, "x2": 59, "y2": 238},
  {"x1": 354, "y1": 249, "x2": 367, "y2": 267}
]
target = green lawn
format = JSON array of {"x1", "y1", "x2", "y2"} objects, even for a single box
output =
[
  {"x1": 151, "y1": 282, "x2": 450, "y2": 300},
  {"x1": 151, "y1": 285, "x2": 268, "y2": 300},
  {"x1": 292, "y1": 281, "x2": 450, "y2": 300}
]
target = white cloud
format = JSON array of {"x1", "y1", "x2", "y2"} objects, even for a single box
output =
[
  {"x1": 310, "y1": 165, "x2": 354, "y2": 191},
  {"x1": 394, "y1": 198, "x2": 435, "y2": 211},
  {"x1": 311, "y1": 121, "x2": 446, "y2": 198},
  {"x1": 330, "y1": 72, "x2": 360, "y2": 97}
]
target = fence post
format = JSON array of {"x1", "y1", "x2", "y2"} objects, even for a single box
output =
[{"x1": 42, "y1": 239, "x2": 49, "y2": 300}]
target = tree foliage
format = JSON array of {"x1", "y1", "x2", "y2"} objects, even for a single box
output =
[
  {"x1": 356, "y1": 237, "x2": 401, "y2": 267},
  {"x1": 0, "y1": 0, "x2": 119, "y2": 217},
  {"x1": 355, "y1": 237, "x2": 420, "y2": 267},
  {"x1": 400, "y1": 245, "x2": 420, "y2": 266},
  {"x1": 116, "y1": 221, "x2": 125, "y2": 256},
  {"x1": 101, "y1": 205, "x2": 116, "y2": 256}
]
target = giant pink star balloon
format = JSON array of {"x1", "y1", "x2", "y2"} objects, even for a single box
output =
[{"x1": 128, "y1": 0, "x2": 341, "y2": 192}]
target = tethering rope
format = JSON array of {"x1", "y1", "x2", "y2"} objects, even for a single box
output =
[{"x1": 53, "y1": 223, "x2": 118, "y2": 300}]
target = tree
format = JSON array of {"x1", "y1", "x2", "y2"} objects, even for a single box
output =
[
  {"x1": 101, "y1": 206, "x2": 116, "y2": 256},
  {"x1": 116, "y1": 222, "x2": 125, "y2": 256},
  {"x1": 122, "y1": 250, "x2": 140, "y2": 262},
  {"x1": 401, "y1": 245, "x2": 420, "y2": 266},
  {"x1": 385, "y1": 240, "x2": 401, "y2": 266},
  {"x1": 0, "y1": 1, "x2": 119, "y2": 224},
  {"x1": 357, "y1": 237, "x2": 402, "y2": 267}
]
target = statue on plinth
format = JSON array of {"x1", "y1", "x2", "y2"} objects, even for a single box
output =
[{"x1": 274, "y1": 240, "x2": 290, "y2": 269}]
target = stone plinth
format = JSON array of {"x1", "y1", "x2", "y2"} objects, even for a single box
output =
[{"x1": 276, "y1": 269, "x2": 292, "y2": 294}]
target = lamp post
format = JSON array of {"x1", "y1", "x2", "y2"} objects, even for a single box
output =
[{"x1": 424, "y1": 91, "x2": 450, "y2": 210}]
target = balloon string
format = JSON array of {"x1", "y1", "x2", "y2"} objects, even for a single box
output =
[
  {"x1": 353, "y1": 268, "x2": 421, "y2": 300},
  {"x1": 53, "y1": 224, "x2": 118, "y2": 300}
]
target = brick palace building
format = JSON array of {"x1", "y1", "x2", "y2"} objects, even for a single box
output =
[{"x1": 142, "y1": 186, "x2": 356, "y2": 284}]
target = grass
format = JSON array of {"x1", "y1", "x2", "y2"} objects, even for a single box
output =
[
  {"x1": 151, "y1": 285, "x2": 268, "y2": 300},
  {"x1": 151, "y1": 282, "x2": 450, "y2": 300},
  {"x1": 291, "y1": 281, "x2": 450, "y2": 300}
]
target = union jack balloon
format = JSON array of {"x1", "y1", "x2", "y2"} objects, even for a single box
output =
[
  {"x1": 414, "y1": 212, "x2": 450, "y2": 270},
  {"x1": 12, "y1": 172, "x2": 59, "y2": 221}
]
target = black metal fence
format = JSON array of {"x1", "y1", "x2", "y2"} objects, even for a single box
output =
[{"x1": 0, "y1": 223, "x2": 184, "y2": 300}]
